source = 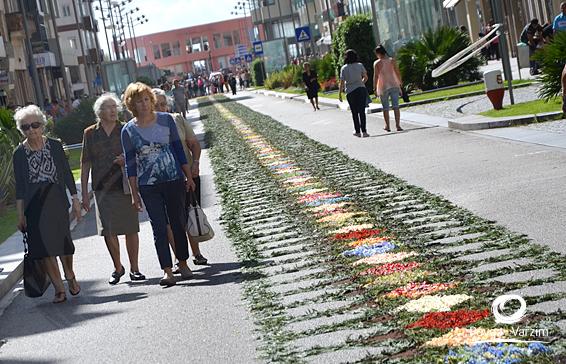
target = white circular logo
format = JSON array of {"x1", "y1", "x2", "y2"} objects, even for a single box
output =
[{"x1": 492, "y1": 294, "x2": 527, "y2": 324}]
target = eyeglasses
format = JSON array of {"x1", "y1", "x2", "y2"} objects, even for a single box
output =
[{"x1": 20, "y1": 121, "x2": 42, "y2": 131}]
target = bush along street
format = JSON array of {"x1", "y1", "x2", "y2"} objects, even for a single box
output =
[{"x1": 199, "y1": 95, "x2": 565, "y2": 363}]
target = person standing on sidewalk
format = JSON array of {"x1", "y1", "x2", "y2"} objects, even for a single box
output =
[
  {"x1": 172, "y1": 80, "x2": 187, "y2": 118},
  {"x1": 373, "y1": 45, "x2": 403, "y2": 132},
  {"x1": 338, "y1": 49, "x2": 370, "y2": 137},
  {"x1": 562, "y1": 64, "x2": 566, "y2": 114},
  {"x1": 152, "y1": 88, "x2": 208, "y2": 265},
  {"x1": 121, "y1": 82, "x2": 195, "y2": 287},
  {"x1": 80, "y1": 93, "x2": 146, "y2": 285},
  {"x1": 553, "y1": 2, "x2": 566, "y2": 33},
  {"x1": 302, "y1": 62, "x2": 320, "y2": 111},
  {"x1": 13, "y1": 105, "x2": 81, "y2": 303}
]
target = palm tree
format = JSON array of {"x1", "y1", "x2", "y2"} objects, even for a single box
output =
[
  {"x1": 533, "y1": 31, "x2": 566, "y2": 101},
  {"x1": 397, "y1": 26, "x2": 482, "y2": 91}
]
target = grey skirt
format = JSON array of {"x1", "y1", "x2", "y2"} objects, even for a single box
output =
[{"x1": 94, "y1": 190, "x2": 139, "y2": 236}]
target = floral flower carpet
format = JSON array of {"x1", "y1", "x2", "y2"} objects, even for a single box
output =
[{"x1": 198, "y1": 96, "x2": 566, "y2": 363}]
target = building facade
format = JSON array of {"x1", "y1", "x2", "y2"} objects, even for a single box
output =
[{"x1": 133, "y1": 17, "x2": 261, "y2": 76}]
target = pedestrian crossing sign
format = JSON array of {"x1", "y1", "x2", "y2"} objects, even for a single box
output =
[{"x1": 295, "y1": 26, "x2": 311, "y2": 43}]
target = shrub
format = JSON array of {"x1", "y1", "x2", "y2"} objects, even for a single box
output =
[
  {"x1": 52, "y1": 98, "x2": 97, "y2": 144},
  {"x1": 0, "y1": 108, "x2": 19, "y2": 207},
  {"x1": 331, "y1": 15, "x2": 376, "y2": 93},
  {"x1": 251, "y1": 58, "x2": 266, "y2": 86},
  {"x1": 264, "y1": 71, "x2": 284, "y2": 89},
  {"x1": 397, "y1": 26, "x2": 482, "y2": 91},
  {"x1": 136, "y1": 76, "x2": 156, "y2": 86},
  {"x1": 264, "y1": 65, "x2": 303, "y2": 90},
  {"x1": 533, "y1": 31, "x2": 566, "y2": 101}
]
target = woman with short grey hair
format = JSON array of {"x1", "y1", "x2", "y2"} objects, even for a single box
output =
[
  {"x1": 80, "y1": 93, "x2": 145, "y2": 285},
  {"x1": 13, "y1": 104, "x2": 81, "y2": 303}
]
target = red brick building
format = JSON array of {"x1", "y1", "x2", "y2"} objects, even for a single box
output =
[{"x1": 131, "y1": 17, "x2": 261, "y2": 76}]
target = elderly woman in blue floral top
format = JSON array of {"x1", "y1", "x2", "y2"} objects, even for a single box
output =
[{"x1": 121, "y1": 82, "x2": 195, "y2": 287}]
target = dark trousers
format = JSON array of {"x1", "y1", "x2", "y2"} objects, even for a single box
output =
[
  {"x1": 346, "y1": 87, "x2": 367, "y2": 133},
  {"x1": 139, "y1": 179, "x2": 188, "y2": 269}
]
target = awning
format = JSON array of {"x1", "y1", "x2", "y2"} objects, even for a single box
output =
[{"x1": 443, "y1": 0, "x2": 461, "y2": 8}]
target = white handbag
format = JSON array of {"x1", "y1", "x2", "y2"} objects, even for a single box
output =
[{"x1": 187, "y1": 191, "x2": 214, "y2": 242}]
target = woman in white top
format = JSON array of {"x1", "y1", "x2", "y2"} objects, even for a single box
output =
[
  {"x1": 373, "y1": 45, "x2": 403, "y2": 132},
  {"x1": 338, "y1": 49, "x2": 370, "y2": 138}
]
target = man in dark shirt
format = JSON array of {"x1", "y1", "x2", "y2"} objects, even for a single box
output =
[
  {"x1": 520, "y1": 19, "x2": 543, "y2": 75},
  {"x1": 81, "y1": 93, "x2": 145, "y2": 285}
]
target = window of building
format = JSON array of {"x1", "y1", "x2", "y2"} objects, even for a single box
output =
[
  {"x1": 69, "y1": 66, "x2": 80, "y2": 83},
  {"x1": 202, "y1": 36, "x2": 209, "y2": 51},
  {"x1": 69, "y1": 37, "x2": 77, "y2": 49},
  {"x1": 185, "y1": 38, "x2": 192, "y2": 53},
  {"x1": 51, "y1": 0, "x2": 60, "y2": 17},
  {"x1": 62, "y1": 4, "x2": 71, "y2": 17},
  {"x1": 153, "y1": 44, "x2": 161, "y2": 59},
  {"x1": 161, "y1": 43, "x2": 171, "y2": 57},
  {"x1": 217, "y1": 56, "x2": 227, "y2": 70},
  {"x1": 213, "y1": 33, "x2": 221, "y2": 49},
  {"x1": 232, "y1": 31, "x2": 240, "y2": 45},
  {"x1": 223, "y1": 32, "x2": 233, "y2": 47},
  {"x1": 191, "y1": 37, "x2": 202, "y2": 52},
  {"x1": 172, "y1": 40, "x2": 181, "y2": 56},
  {"x1": 192, "y1": 60, "x2": 206, "y2": 73}
]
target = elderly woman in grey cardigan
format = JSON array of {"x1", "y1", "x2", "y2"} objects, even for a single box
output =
[{"x1": 13, "y1": 105, "x2": 81, "y2": 303}]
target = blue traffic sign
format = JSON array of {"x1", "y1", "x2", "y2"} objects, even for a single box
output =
[
  {"x1": 244, "y1": 53, "x2": 253, "y2": 63},
  {"x1": 252, "y1": 41, "x2": 263, "y2": 56},
  {"x1": 295, "y1": 26, "x2": 311, "y2": 42}
]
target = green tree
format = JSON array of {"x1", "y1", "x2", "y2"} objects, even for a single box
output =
[
  {"x1": 251, "y1": 58, "x2": 266, "y2": 86},
  {"x1": 397, "y1": 26, "x2": 482, "y2": 91},
  {"x1": 53, "y1": 98, "x2": 97, "y2": 144},
  {"x1": 331, "y1": 15, "x2": 376, "y2": 93},
  {"x1": 0, "y1": 108, "x2": 20, "y2": 207},
  {"x1": 136, "y1": 76, "x2": 156, "y2": 86},
  {"x1": 533, "y1": 31, "x2": 566, "y2": 101}
]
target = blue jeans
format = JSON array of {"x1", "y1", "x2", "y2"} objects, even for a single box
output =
[
  {"x1": 380, "y1": 87, "x2": 401, "y2": 111},
  {"x1": 139, "y1": 179, "x2": 188, "y2": 269}
]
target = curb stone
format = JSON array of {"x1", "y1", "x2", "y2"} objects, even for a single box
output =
[{"x1": 449, "y1": 111, "x2": 564, "y2": 131}]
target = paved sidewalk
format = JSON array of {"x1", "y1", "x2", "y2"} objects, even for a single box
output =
[
  {"x1": 0, "y1": 105, "x2": 259, "y2": 363},
  {"x1": 228, "y1": 92, "x2": 566, "y2": 256}
]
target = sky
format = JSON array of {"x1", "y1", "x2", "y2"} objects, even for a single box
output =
[{"x1": 94, "y1": 0, "x2": 245, "y2": 55}]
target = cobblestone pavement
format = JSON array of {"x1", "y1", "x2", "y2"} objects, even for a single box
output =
[
  {"x1": 524, "y1": 118, "x2": 566, "y2": 134},
  {"x1": 404, "y1": 84, "x2": 541, "y2": 119}
]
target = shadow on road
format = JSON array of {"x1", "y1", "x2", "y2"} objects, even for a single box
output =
[{"x1": 0, "y1": 279, "x2": 147, "y2": 342}]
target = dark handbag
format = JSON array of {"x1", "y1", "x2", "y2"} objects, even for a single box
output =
[{"x1": 22, "y1": 232, "x2": 50, "y2": 297}]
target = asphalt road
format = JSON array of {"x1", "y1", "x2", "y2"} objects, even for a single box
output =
[
  {"x1": 0, "y1": 150, "x2": 259, "y2": 364},
  {"x1": 230, "y1": 92, "x2": 566, "y2": 255}
]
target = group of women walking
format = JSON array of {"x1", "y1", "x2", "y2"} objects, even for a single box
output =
[
  {"x1": 13, "y1": 82, "x2": 207, "y2": 303},
  {"x1": 303, "y1": 46, "x2": 403, "y2": 137}
]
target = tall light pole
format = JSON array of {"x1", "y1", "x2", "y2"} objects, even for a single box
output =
[
  {"x1": 96, "y1": 0, "x2": 113, "y2": 61},
  {"x1": 369, "y1": 0, "x2": 380, "y2": 44},
  {"x1": 71, "y1": 0, "x2": 94, "y2": 95},
  {"x1": 19, "y1": 0, "x2": 44, "y2": 107},
  {"x1": 491, "y1": 0, "x2": 514, "y2": 104}
]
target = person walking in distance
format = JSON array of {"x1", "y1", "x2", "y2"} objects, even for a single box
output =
[
  {"x1": 373, "y1": 45, "x2": 403, "y2": 132},
  {"x1": 80, "y1": 93, "x2": 146, "y2": 285},
  {"x1": 338, "y1": 49, "x2": 370, "y2": 137},
  {"x1": 121, "y1": 82, "x2": 195, "y2": 287},
  {"x1": 172, "y1": 79, "x2": 187, "y2": 118},
  {"x1": 13, "y1": 105, "x2": 81, "y2": 303},
  {"x1": 302, "y1": 62, "x2": 320, "y2": 111}
]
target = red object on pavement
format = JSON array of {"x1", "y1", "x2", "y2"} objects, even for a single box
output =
[{"x1": 487, "y1": 88, "x2": 505, "y2": 110}]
